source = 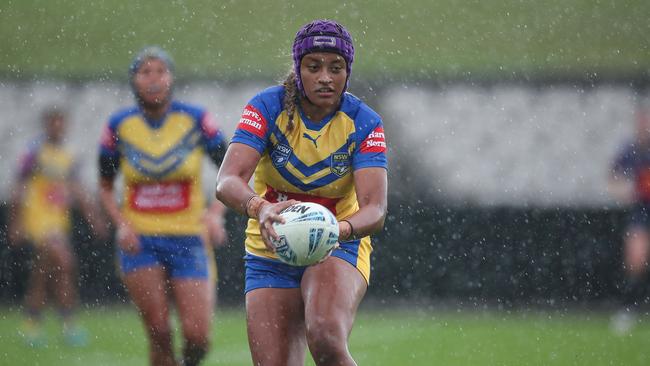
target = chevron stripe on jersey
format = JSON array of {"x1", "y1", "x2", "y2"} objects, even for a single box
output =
[
  {"x1": 120, "y1": 127, "x2": 202, "y2": 179},
  {"x1": 99, "y1": 101, "x2": 226, "y2": 235}
]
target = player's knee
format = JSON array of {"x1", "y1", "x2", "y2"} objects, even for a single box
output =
[
  {"x1": 180, "y1": 315, "x2": 211, "y2": 342},
  {"x1": 50, "y1": 251, "x2": 75, "y2": 273},
  {"x1": 305, "y1": 316, "x2": 348, "y2": 359}
]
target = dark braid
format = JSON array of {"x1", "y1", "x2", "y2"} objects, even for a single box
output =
[{"x1": 282, "y1": 70, "x2": 300, "y2": 132}]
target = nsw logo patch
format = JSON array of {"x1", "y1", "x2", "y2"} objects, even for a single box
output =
[
  {"x1": 330, "y1": 152, "x2": 350, "y2": 177},
  {"x1": 271, "y1": 143, "x2": 292, "y2": 168}
]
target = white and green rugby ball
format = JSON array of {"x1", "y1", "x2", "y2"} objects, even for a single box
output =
[{"x1": 271, "y1": 202, "x2": 339, "y2": 266}]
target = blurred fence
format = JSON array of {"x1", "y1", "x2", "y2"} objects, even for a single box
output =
[
  {"x1": 0, "y1": 79, "x2": 648, "y2": 307},
  {"x1": 371, "y1": 203, "x2": 628, "y2": 307},
  {"x1": 0, "y1": 203, "x2": 634, "y2": 307}
]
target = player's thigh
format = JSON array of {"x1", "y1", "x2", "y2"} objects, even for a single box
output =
[
  {"x1": 171, "y1": 278, "x2": 213, "y2": 340},
  {"x1": 246, "y1": 287, "x2": 306, "y2": 365},
  {"x1": 301, "y1": 256, "x2": 367, "y2": 336},
  {"x1": 25, "y1": 244, "x2": 48, "y2": 293},
  {"x1": 30, "y1": 243, "x2": 50, "y2": 275},
  {"x1": 123, "y1": 266, "x2": 170, "y2": 325},
  {"x1": 43, "y1": 234, "x2": 75, "y2": 271}
]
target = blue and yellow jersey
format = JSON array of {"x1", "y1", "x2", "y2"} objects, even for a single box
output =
[
  {"x1": 98, "y1": 101, "x2": 227, "y2": 236},
  {"x1": 18, "y1": 141, "x2": 77, "y2": 243},
  {"x1": 232, "y1": 86, "x2": 388, "y2": 277}
]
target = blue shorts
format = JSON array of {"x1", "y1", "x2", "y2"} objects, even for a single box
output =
[
  {"x1": 118, "y1": 235, "x2": 210, "y2": 279},
  {"x1": 244, "y1": 240, "x2": 363, "y2": 293}
]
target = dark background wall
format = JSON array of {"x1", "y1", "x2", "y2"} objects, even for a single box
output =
[{"x1": 0, "y1": 201, "x2": 633, "y2": 308}]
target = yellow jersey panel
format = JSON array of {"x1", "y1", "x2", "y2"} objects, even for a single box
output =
[
  {"x1": 19, "y1": 142, "x2": 75, "y2": 243},
  {"x1": 232, "y1": 86, "x2": 387, "y2": 266}
]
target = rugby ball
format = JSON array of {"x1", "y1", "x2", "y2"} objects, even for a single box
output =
[{"x1": 271, "y1": 202, "x2": 339, "y2": 266}]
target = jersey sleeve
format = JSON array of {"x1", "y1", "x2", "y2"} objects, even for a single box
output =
[
  {"x1": 351, "y1": 107, "x2": 388, "y2": 171},
  {"x1": 231, "y1": 93, "x2": 273, "y2": 154},
  {"x1": 198, "y1": 111, "x2": 228, "y2": 166},
  {"x1": 98, "y1": 119, "x2": 121, "y2": 180},
  {"x1": 16, "y1": 147, "x2": 38, "y2": 181}
]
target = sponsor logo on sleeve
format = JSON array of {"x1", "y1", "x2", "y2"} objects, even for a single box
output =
[
  {"x1": 237, "y1": 104, "x2": 267, "y2": 138},
  {"x1": 360, "y1": 126, "x2": 386, "y2": 154}
]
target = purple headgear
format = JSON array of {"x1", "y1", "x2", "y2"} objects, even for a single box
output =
[{"x1": 292, "y1": 19, "x2": 355, "y2": 95}]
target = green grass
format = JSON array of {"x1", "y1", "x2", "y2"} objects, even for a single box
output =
[
  {"x1": 0, "y1": 306, "x2": 648, "y2": 365},
  {"x1": 0, "y1": 0, "x2": 648, "y2": 81}
]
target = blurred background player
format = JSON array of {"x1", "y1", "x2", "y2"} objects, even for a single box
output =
[
  {"x1": 8, "y1": 106, "x2": 106, "y2": 347},
  {"x1": 216, "y1": 19, "x2": 388, "y2": 365},
  {"x1": 609, "y1": 104, "x2": 650, "y2": 334},
  {"x1": 98, "y1": 46, "x2": 228, "y2": 366}
]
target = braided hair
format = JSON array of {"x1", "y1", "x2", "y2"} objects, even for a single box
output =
[{"x1": 282, "y1": 70, "x2": 300, "y2": 132}]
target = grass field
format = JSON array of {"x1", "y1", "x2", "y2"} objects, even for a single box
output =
[
  {"x1": 0, "y1": 306, "x2": 648, "y2": 366},
  {"x1": 1, "y1": 0, "x2": 648, "y2": 80}
]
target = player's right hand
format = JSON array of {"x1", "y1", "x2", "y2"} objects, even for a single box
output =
[
  {"x1": 116, "y1": 222, "x2": 140, "y2": 254},
  {"x1": 258, "y1": 199, "x2": 299, "y2": 252}
]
